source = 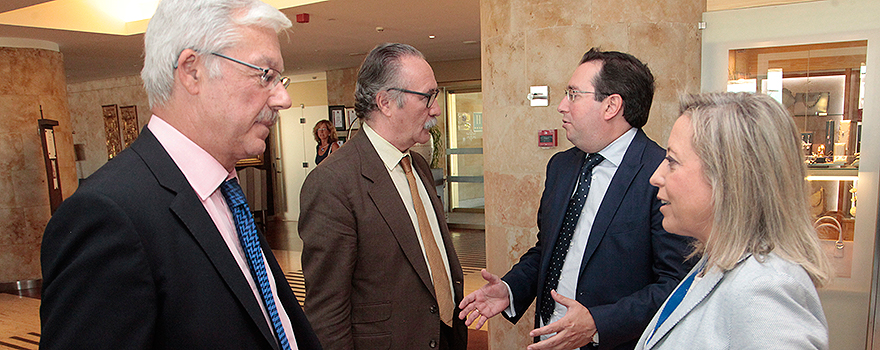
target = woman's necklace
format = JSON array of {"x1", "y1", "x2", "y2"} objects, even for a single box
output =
[{"x1": 320, "y1": 143, "x2": 328, "y2": 153}]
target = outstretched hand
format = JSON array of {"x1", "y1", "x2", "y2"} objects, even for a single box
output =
[
  {"x1": 457, "y1": 269, "x2": 510, "y2": 329},
  {"x1": 527, "y1": 290, "x2": 597, "y2": 350}
]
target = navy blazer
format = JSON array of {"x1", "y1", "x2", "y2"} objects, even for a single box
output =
[
  {"x1": 502, "y1": 129, "x2": 693, "y2": 350},
  {"x1": 41, "y1": 128, "x2": 322, "y2": 350}
]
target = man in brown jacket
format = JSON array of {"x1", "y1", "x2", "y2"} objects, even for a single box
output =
[{"x1": 299, "y1": 42, "x2": 467, "y2": 350}]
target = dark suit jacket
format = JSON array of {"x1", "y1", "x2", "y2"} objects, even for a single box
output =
[
  {"x1": 299, "y1": 130, "x2": 467, "y2": 350},
  {"x1": 40, "y1": 128, "x2": 322, "y2": 350},
  {"x1": 502, "y1": 129, "x2": 693, "y2": 350}
]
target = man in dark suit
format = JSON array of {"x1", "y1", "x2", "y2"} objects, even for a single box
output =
[
  {"x1": 458, "y1": 49, "x2": 693, "y2": 350},
  {"x1": 299, "y1": 43, "x2": 467, "y2": 350},
  {"x1": 40, "y1": 1, "x2": 321, "y2": 349}
]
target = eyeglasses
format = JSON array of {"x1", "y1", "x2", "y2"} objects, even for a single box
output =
[
  {"x1": 211, "y1": 52, "x2": 290, "y2": 89},
  {"x1": 388, "y1": 88, "x2": 440, "y2": 108},
  {"x1": 564, "y1": 88, "x2": 596, "y2": 102}
]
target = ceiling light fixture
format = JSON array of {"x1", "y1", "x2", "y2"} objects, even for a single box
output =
[
  {"x1": 0, "y1": 0, "x2": 328, "y2": 36},
  {"x1": 88, "y1": 0, "x2": 159, "y2": 22}
]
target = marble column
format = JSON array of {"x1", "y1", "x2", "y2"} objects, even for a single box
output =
[
  {"x1": 0, "y1": 39, "x2": 75, "y2": 285},
  {"x1": 479, "y1": 0, "x2": 704, "y2": 348}
]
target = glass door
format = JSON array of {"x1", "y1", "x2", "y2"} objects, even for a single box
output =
[{"x1": 446, "y1": 89, "x2": 484, "y2": 212}]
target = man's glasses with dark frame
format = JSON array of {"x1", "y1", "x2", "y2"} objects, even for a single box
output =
[
  {"x1": 211, "y1": 52, "x2": 290, "y2": 89},
  {"x1": 388, "y1": 87, "x2": 440, "y2": 108}
]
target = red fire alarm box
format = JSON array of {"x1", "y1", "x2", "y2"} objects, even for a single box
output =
[{"x1": 538, "y1": 129, "x2": 557, "y2": 148}]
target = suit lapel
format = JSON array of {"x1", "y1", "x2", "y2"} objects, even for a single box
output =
[
  {"x1": 645, "y1": 255, "x2": 752, "y2": 349},
  {"x1": 261, "y1": 233, "x2": 320, "y2": 348},
  {"x1": 540, "y1": 151, "x2": 585, "y2": 273},
  {"x1": 578, "y1": 130, "x2": 647, "y2": 274},
  {"x1": 353, "y1": 132, "x2": 435, "y2": 295},
  {"x1": 645, "y1": 258, "x2": 721, "y2": 349},
  {"x1": 131, "y1": 128, "x2": 279, "y2": 350}
]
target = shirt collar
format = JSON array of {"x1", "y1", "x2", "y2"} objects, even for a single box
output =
[
  {"x1": 362, "y1": 122, "x2": 410, "y2": 171},
  {"x1": 593, "y1": 127, "x2": 636, "y2": 167},
  {"x1": 147, "y1": 115, "x2": 233, "y2": 201}
]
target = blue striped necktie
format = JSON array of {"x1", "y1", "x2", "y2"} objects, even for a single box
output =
[
  {"x1": 221, "y1": 178, "x2": 291, "y2": 350},
  {"x1": 540, "y1": 153, "x2": 604, "y2": 325}
]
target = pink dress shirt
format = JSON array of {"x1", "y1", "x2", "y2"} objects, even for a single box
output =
[{"x1": 148, "y1": 116, "x2": 297, "y2": 348}]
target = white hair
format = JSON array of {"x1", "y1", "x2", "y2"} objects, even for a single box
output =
[{"x1": 141, "y1": 0, "x2": 292, "y2": 108}]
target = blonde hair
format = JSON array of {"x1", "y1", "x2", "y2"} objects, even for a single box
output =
[{"x1": 682, "y1": 92, "x2": 832, "y2": 287}]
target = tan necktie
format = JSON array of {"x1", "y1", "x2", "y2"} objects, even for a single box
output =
[{"x1": 400, "y1": 155, "x2": 454, "y2": 327}]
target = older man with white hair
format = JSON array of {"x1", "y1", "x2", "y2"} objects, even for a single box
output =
[{"x1": 40, "y1": 1, "x2": 321, "y2": 349}]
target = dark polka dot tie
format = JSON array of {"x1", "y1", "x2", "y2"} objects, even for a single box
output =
[{"x1": 540, "y1": 153, "x2": 604, "y2": 325}]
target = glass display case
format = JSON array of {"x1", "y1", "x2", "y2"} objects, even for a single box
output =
[
  {"x1": 702, "y1": 4, "x2": 880, "y2": 344},
  {"x1": 727, "y1": 41, "x2": 867, "y2": 279}
]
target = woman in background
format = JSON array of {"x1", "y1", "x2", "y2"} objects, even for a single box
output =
[
  {"x1": 637, "y1": 92, "x2": 831, "y2": 349},
  {"x1": 313, "y1": 119, "x2": 339, "y2": 165}
]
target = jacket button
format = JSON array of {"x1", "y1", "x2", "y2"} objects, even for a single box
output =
[
  {"x1": 429, "y1": 339, "x2": 437, "y2": 348},
  {"x1": 430, "y1": 305, "x2": 438, "y2": 314}
]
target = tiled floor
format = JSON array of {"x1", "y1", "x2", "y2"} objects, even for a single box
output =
[{"x1": 0, "y1": 217, "x2": 489, "y2": 349}]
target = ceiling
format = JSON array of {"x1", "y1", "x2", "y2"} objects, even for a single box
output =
[{"x1": 0, "y1": 0, "x2": 481, "y2": 84}]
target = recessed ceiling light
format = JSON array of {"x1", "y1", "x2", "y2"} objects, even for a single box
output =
[
  {"x1": 429, "y1": 35, "x2": 436, "y2": 39},
  {"x1": 462, "y1": 40, "x2": 479, "y2": 45}
]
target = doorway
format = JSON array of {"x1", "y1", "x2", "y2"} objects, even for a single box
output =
[{"x1": 445, "y1": 88, "x2": 484, "y2": 214}]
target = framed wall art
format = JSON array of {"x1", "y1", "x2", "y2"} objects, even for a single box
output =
[
  {"x1": 236, "y1": 154, "x2": 264, "y2": 167},
  {"x1": 345, "y1": 107, "x2": 359, "y2": 130},
  {"x1": 102, "y1": 104, "x2": 122, "y2": 159},
  {"x1": 119, "y1": 105, "x2": 139, "y2": 148},
  {"x1": 329, "y1": 105, "x2": 346, "y2": 131}
]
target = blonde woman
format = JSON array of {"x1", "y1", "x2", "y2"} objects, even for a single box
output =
[
  {"x1": 313, "y1": 119, "x2": 339, "y2": 165},
  {"x1": 637, "y1": 92, "x2": 832, "y2": 349}
]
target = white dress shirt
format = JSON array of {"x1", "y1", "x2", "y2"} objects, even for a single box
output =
[
  {"x1": 361, "y1": 123, "x2": 454, "y2": 293},
  {"x1": 505, "y1": 128, "x2": 637, "y2": 344}
]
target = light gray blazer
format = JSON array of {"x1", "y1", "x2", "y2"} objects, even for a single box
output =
[{"x1": 635, "y1": 252, "x2": 828, "y2": 350}]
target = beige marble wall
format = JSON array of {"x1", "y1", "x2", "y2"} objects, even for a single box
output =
[
  {"x1": 480, "y1": 0, "x2": 704, "y2": 348},
  {"x1": 326, "y1": 66, "x2": 358, "y2": 107},
  {"x1": 0, "y1": 47, "x2": 73, "y2": 283},
  {"x1": 67, "y1": 75, "x2": 150, "y2": 178}
]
